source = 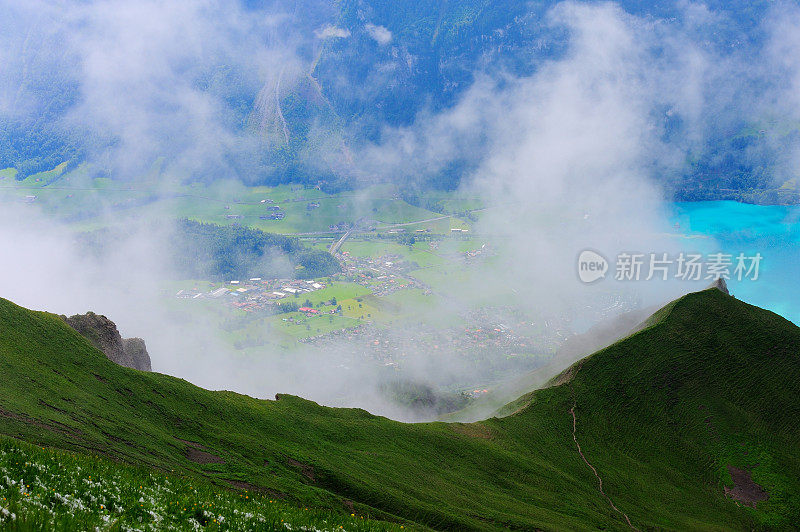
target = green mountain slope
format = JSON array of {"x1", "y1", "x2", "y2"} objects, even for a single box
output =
[{"x1": 0, "y1": 287, "x2": 798, "y2": 530}]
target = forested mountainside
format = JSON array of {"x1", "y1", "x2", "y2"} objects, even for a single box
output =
[{"x1": 4, "y1": 0, "x2": 798, "y2": 201}]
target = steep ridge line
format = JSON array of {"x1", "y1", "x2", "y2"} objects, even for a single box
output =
[{"x1": 568, "y1": 362, "x2": 638, "y2": 530}]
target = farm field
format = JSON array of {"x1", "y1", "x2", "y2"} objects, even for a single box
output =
[{"x1": 0, "y1": 164, "x2": 481, "y2": 236}]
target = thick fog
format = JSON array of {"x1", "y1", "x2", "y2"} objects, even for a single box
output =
[{"x1": 1, "y1": 1, "x2": 798, "y2": 420}]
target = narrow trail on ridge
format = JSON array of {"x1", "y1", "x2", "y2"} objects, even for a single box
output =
[{"x1": 568, "y1": 363, "x2": 638, "y2": 530}]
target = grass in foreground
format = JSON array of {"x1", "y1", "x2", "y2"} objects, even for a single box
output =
[{"x1": 0, "y1": 436, "x2": 408, "y2": 531}]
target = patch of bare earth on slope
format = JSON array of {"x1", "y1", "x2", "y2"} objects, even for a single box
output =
[
  {"x1": 0, "y1": 407, "x2": 84, "y2": 440},
  {"x1": 175, "y1": 437, "x2": 226, "y2": 465},
  {"x1": 724, "y1": 465, "x2": 768, "y2": 508},
  {"x1": 223, "y1": 479, "x2": 286, "y2": 499},
  {"x1": 287, "y1": 457, "x2": 315, "y2": 481}
]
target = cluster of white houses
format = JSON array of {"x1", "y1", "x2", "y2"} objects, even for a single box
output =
[{"x1": 175, "y1": 278, "x2": 326, "y2": 307}]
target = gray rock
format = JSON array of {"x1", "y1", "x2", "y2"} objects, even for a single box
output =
[
  {"x1": 62, "y1": 312, "x2": 152, "y2": 371},
  {"x1": 709, "y1": 278, "x2": 730, "y2": 295}
]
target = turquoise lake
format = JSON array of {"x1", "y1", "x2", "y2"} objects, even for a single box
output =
[{"x1": 671, "y1": 201, "x2": 800, "y2": 325}]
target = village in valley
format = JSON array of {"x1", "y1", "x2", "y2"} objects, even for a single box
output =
[
  {"x1": 2, "y1": 172, "x2": 638, "y2": 397},
  {"x1": 166, "y1": 223, "x2": 634, "y2": 390}
]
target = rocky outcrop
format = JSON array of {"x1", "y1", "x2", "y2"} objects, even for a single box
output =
[
  {"x1": 709, "y1": 278, "x2": 730, "y2": 295},
  {"x1": 121, "y1": 338, "x2": 150, "y2": 370},
  {"x1": 62, "y1": 312, "x2": 151, "y2": 371}
]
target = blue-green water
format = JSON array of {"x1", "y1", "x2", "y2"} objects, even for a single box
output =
[{"x1": 671, "y1": 201, "x2": 800, "y2": 324}]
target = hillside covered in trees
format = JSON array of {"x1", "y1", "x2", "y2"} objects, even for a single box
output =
[{"x1": 172, "y1": 220, "x2": 340, "y2": 280}]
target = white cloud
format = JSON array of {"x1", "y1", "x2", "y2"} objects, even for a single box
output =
[
  {"x1": 365, "y1": 23, "x2": 392, "y2": 45},
  {"x1": 355, "y1": 1, "x2": 720, "y2": 317},
  {"x1": 315, "y1": 24, "x2": 350, "y2": 39},
  {"x1": 0, "y1": 0, "x2": 303, "y2": 179}
]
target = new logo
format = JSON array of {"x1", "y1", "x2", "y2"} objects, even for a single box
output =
[{"x1": 577, "y1": 250, "x2": 608, "y2": 283}]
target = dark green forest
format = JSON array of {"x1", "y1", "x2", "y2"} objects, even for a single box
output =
[{"x1": 172, "y1": 220, "x2": 340, "y2": 280}]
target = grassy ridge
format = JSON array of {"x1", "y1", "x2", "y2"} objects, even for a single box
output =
[
  {"x1": 559, "y1": 289, "x2": 800, "y2": 528},
  {"x1": 0, "y1": 289, "x2": 798, "y2": 529}
]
